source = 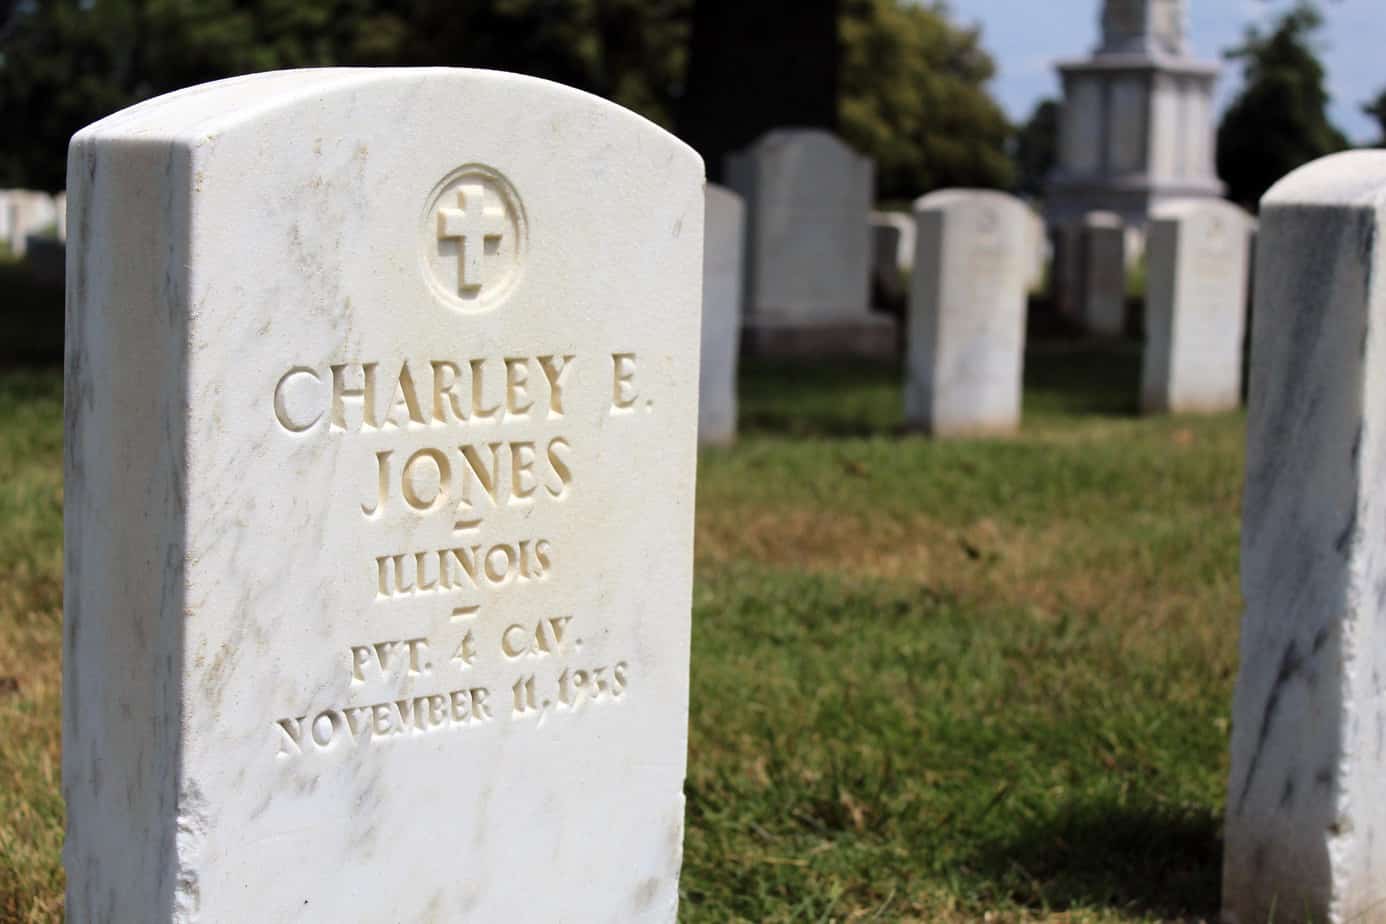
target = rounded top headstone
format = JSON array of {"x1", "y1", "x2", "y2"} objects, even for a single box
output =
[
  {"x1": 912, "y1": 188, "x2": 1030, "y2": 220},
  {"x1": 704, "y1": 182, "x2": 745, "y2": 217},
  {"x1": 1262, "y1": 150, "x2": 1386, "y2": 209},
  {"x1": 64, "y1": 68, "x2": 707, "y2": 921},
  {"x1": 75, "y1": 68, "x2": 704, "y2": 323},
  {"x1": 1152, "y1": 197, "x2": 1253, "y2": 223},
  {"x1": 735, "y1": 127, "x2": 865, "y2": 163},
  {"x1": 76, "y1": 68, "x2": 701, "y2": 163},
  {"x1": 911, "y1": 189, "x2": 1031, "y2": 246},
  {"x1": 1083, "y1": 210, "x2": 1124, "y2": 229},
  {"x1": 1152, "y1": 198, "x2": 1253, "y2": 257}
]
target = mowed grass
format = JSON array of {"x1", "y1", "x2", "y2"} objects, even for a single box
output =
[
  {"x1": 0, "y1": 341, "x2": 1243, "y2": 922},
  {"x1": 687, "y1": 342, "x2": 1241, "y2": 923},
  {"x1": 0, "y1": 368, "x2": 64, "y2": 924}
]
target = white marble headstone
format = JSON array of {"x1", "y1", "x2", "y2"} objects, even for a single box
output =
[
  {"x1": 1224, "y1": 150, "x2": 1386, "y2": 924},
  {"x1": 725, "y1": 128, "x2": 873, "y2": 323},
  {"x1": 870, "y1": 219, "x2": 901, "y2": 307},
  {"x1": 870, "y1": 210, "x2": 916, "y2": 305},
  {"x1": 1052, "y1": 219, "x2": 1084, "y2": 320},
  {"x1": 700, "y1": 183, "x2": 743, "y2": 446},
  {"x1": 1081, "y1": 210, "x2": 1126, "y2": 337},
  {"x1": 1141, "y1": 198, "x2": 1253, "y2": 414},
  {"x1": 3, "y1": 189, "x2": 57, "y2": 257},
  {"x1": 64, "y1": 68, "x2": 703, "y2": 922},
  {"x1": 1021, "y1": 206, "x2": 1047, "y2": 293},
  {"x1": 905, "y1": 190, "x2": 1031, "y2": 436}
]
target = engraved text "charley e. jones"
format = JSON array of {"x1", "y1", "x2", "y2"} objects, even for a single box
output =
[
  {"x1": 270, "y1": 355, "x2": 592, "y2": 518},
  {"x1": 272, "y1": 355, "x2": 576, "y2": 434}
]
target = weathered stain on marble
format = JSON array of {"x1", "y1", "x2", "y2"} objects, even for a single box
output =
[
  {"x1": 64, "y1": 68, "x2": 701, "y2": 922},
  {"x1": 1224, "y1": 151, "x2": 1386, "y2": 924}
]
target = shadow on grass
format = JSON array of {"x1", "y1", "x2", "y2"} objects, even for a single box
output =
[
  {"x1": 978, "y1": 798, "x2": 1221, "y2": 919},
  {"x1": 1023, "y1": 338, "x2": 1144, "y2": 419},
  {"x1": 736, "y1": 338, "x2": 1145, "y2": 439},
  {"x1": 738, "y1": 357, "x2": 902, "y2": 439}
]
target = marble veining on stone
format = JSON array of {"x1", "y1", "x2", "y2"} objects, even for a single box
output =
[
  {"x1": 64, "y1": 68, "x2": 703, "y2": 923},
  {"x1": 1224, "y1": 149, "x2": 1386, "y2": 924}
]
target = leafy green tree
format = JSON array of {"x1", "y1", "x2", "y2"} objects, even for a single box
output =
[
  {"x1": 678, "y1": 0, "x2": 839, "y2": 177},
  {"x1": 1013, "y1": 98, "x2": 1058, "y2": 198},
  {"x1": 391, "y1": 0, "x2": 691, "y2": 129},
  {"x1": 0, "y1": 0, "x2": 1012, "y2": 202},
  {"x1": 0, "y1": 0, "x2": 690, "y2": 191},
  {"x1": 1362, "y1": 87, "x2": 1386, "y2": 147},
  {"x1": 0, "y1": 0, "x2": 398, "y2": 191},
  {"x1": 839, "y1": 0, "x2": 1013, "y2": 201},
  {"x1": 0, "y1": 0, "x2": 139, "y2": 190},
  {"x1": 1216, "y1": 1, "x2": 1348, "y2": 209}
]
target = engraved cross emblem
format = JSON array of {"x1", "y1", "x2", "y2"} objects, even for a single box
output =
[{"x1": 436, "y1": 184, "x2": 507, "y2": 292}]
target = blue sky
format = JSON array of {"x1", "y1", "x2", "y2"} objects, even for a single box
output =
[{"x1": 944, "y1": 0, "x2": 1383, "y2": 142}]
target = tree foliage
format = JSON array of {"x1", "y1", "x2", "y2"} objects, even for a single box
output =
[
  {"x1": 678, "y1": 0, "x2": 839, "y2": 180},
  {"x1": 0, "y1": 0, "x2": 396, "y2": 190},
  {"x1": 1013, "y1": 99, "x2": 1058, "y2": 199},
  {"x1": 1362, "y1": 87, "x2": 1386, "y2": 148},
  {"x1": 1215, "y1": 1, "x2": 1347, "y2": 210},
  {"x1": 378, "y1": 0, "x2": 691, "y2": 128},
  {"x1": 0, "y1": 0, "x2": 1014, "y2": 200},
  {"x1": 0, "y1": 0, "x2": 691, "y2": 191},
  {"x1": 839, "y1": 0, "x2": 1013, "y2": 201}
]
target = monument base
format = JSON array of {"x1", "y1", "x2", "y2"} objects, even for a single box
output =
[
  {"x1": 741, "y1": 313, "x2": 898, "y2": 360},
  {"x1": 1046, "y1": 45, "x2": 1225, "y2": 233}
]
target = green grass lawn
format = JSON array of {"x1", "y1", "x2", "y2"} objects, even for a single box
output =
[{"x1": 0, "y1": 342, "x2": 1242, "y2": 923}]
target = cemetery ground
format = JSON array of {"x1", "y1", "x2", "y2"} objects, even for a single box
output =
[{"x1": 0, "y1": 333, "x2": 1239, "y2": 922}]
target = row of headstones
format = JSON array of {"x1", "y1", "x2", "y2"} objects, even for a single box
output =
[
  {"x1": 58, "y1": 68, "x2": 1368, "y2": 921},
  {"x1": 723, "y1": 128, "x2": 876, "y2": 331},
  {"x1": 1048, "y1": 208, "x2": 1256, "y2": 344},
  {"x1": 870, "y1": 203, "x2": 1047, "y2": 308},
  {"x1": 699, "y1": 185, "x2": 1256, "y2": 444},
  {"x1": 0, "y1": 188, "x2": 66, "y2": 255},
  {"x1": 704, "y1": 126, "x2": 1233, "y2": 358}
]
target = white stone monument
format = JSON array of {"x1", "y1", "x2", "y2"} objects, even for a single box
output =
[
  {"x1": 1141, "y1": 198, "x2": 1253, "y2": 414},
  {"x1": 726, "y1": 128, "x2": 892, "y2": 357},
  {"x1": 1082, "y1": 211, "x2": 1127, "y2": 336},
  {"x1": 64, "y1": 69, "x2": 703, "y2": 922},
  {"x1": 1048, "y1": 0, "x2": 1223, "y2": 231},
  {"x1": 1052, "y1": 219, "x2": 1084, "y2": 321},
  {"x1": 905, "y1": 190, "x2": 1030, "y2": 436},
  {"x1": 1023, "y1": 206, "x2": 1048, "y2": 293},
  {"x1": 3, "y1": 189, "x2": 58, "y2": 257},
  {"x1": 701, "y1": 184, "x2": 743, "y2": 446},
  {"x1": 871, "y1": 211, "x2": 915, "y2": 274},
  {"x1": 870, "y1": 210, "x2": 915, "y2": 306},
  {"x1": 1224, "y1": 150, "x2": 1386, "y2": 924}
]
